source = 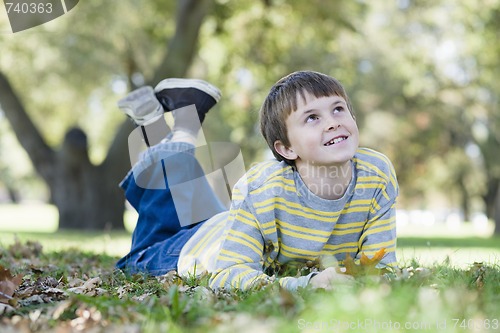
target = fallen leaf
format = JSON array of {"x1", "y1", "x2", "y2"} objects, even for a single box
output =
[
  {"x1": 0, "y1": 265, "x2": 23, "y2": 304},
  {"x1": 67, "y1": 277, "x2": 106, "y2": 296},
  {"x1": 342, "y1": 253, "x2": 360, "y2": 276},
  {"x1": 68, "y1": 277, "x2": 85, "y2": 288},
  {"x1": 360, "y1": 248, "x2": 386, "y2": 267},
  {"x1": 18, "y1": 294, "x2": 45, "y2": 307},
  {"x1": 132, "y1": 292, "x2": 152, "y2": 302},
  {"x1": 116, "y1": 286, "x2": 128, "y2": 299},
  {"x1": 468, "y1": 262, "x2": 486, "y2": 290},
  {"x1": 82, "y1": 277, "x2": 101, "y2": 290},
  {"x1": 342, "y1": 248, "x2": 388, "y2": 277},
  {"x1": 8, "y1": 238, "x2": 43, "y2": 259},
  {"x1": 0, "y1": 302, "x2": 15, "y2": 314},
  {"x1": 52, "y1": 300, "x2": 73, "y2": 320}
]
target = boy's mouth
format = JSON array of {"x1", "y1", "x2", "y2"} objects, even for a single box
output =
[{"x1": 324, "y1": 135, "x2": 348, "y2": 146}]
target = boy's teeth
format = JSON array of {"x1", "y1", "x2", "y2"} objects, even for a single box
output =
[{"x1": 326, "y1": 136, "x2": 347, "y2": 145}]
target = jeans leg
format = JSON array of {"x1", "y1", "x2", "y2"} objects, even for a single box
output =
[{"x1": 116, "y1": 141, "x2": 226, "y2": 275}]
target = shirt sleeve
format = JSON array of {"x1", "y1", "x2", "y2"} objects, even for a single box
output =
[
  {"x1": 208, "y1": 197, "x2": 270, "y2": 290},
  {"x1": 208, "y1": 181, "x2": 316, "y2": 291},
  {"x1": 357, "y1": 159, "x2": 399, "y2": 268}
]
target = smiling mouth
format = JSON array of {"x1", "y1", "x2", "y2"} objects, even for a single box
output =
[{"x1": 324, "y1": 136, "x2": 348, "y2": 146}]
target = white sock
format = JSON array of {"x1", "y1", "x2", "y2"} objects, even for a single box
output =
[{"x1": 170, "y1": 129, "x2": 197, "y2": 145}]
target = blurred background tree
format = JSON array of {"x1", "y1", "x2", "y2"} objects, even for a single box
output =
[
  {"x1": 0, "y1": 0, "x2": 498, "y2": 233},
  {"x1": 0, "y1": 0, "x2": 206, "y2": 229}
]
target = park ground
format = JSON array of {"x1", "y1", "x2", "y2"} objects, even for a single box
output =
[{"x1": 0, "y1": 204, "x2": 499, "y2": 333}]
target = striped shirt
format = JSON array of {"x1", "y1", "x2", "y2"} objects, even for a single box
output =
[{"x1": 178, "y1": 148, "x2": 398, "y2": 290}]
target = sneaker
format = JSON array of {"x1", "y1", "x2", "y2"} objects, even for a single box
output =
[
  {"x1": 117, "y1": 86, "x2": 163, "y2": 126},
  {"x1": 154, "y1": 78, "x2": 221, "y2": 124}
]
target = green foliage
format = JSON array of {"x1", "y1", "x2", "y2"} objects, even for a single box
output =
[
  {"x1": 0, "y1": 239, "x2": 499, "y2": 332},
  {"x1": 1, "y1": 0, "x2": 500, "y2": 226}
]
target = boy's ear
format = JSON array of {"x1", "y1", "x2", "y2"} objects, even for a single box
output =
[{"x1": 274, "y1": 140, "x2": 298, "y2": 161}]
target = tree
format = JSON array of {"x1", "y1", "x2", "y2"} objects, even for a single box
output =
[
  {"x1": 355, "y1": 0, "x2": 500, "y2": 233},
  {"x1": 12, "y1": 0, "x2": 495, "y2": 235},
  {"x1": 471, "y1": 3, "x2": 500, "y2": 234},
  {"x1": 0, "y1": 0, "x2": 213, "y2": 230},
  {"x1": 1, "y1": 0, "x2": 366, "y2": 230}
]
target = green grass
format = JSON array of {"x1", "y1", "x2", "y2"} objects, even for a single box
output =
[
  {"x1": 0, "y1": 203, "x2": 137, "y2": 257},
  {"x1": 1, "y1": 232, "x2": 499, "y2": 267},
  {"x1": 0, "y1": 204, "x2": 59, "y2": 232},
  {"x1": 0, "y1": 230, "x2": 132, "y2": 257},
  {"x1": 0, "y1": 240, "x2": 498, "y2": 333},
  {"x1": 1, "y1": 204, "x2": 500, "y2": 332},
  {"x1": 1, "y1": 203, "x2": 499, "y2": 266},
  {"x1": 398, "y1": 237, "x2": 500, "y2": 248},
  {"x1": 397, "y1": 236, "x2": 500, "y2": 269}
]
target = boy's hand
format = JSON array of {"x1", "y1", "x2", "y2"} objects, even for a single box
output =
[{"x1": 309, "y1": 267, "x2": 355, "y2": 290}]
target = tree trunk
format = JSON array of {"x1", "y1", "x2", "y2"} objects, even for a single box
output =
[
  {"x1": 0, "y1": 0, "x2": 213, "y2": 230},
  {"x1": 482, "y1": 177, "x2": 499, "y2": 235},
  {"x1": 482, "y1": 178, "x2": 500, "y2": 235},
  {"x1": 0, "y1": 72, "x2": 56, "y2": 184},
  {"x1": 494, "y1": 185, "x2": 500, "y2": 235},
  {"x1": 457, "y1": 174, "x2": 471, "y2": 222},
  {"x1": 51, "y1": 128, "x2": 126, "y2": 230},
  {"x1": 151, "y1": 0, "x2": 212, "y2": 83},
  {"x1": 7, "y1": 186, "x2": 19, "y2": 203},
  {"x1": 0, "y1": 73, "x2": 128, "y2": 230},
  {"x1": 51, "y1": 161, "x2": 125, "y2": 230}
]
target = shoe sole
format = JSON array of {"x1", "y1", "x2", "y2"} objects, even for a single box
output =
[
  {"x1": 117, "y1": 86, "x2": 163, "y2": 125},
  {"x1": 154, "y1": 78, "x2": 222, "y2": 103},
  {"x1": 118, "y1": 87, "x2": 154, "y2": 106}
]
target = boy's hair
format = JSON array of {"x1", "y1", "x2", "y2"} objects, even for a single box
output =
[{"x1": 259, "y1": 70, "x2": 354, "y2": 165}]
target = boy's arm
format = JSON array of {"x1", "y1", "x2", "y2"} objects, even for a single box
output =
[
  {"x1": 208, "y1": 199, "x2": 269, "y2": 290},
  {"x1": 208, "y1": 198, "x2": 316, "y2": 291},
  {"x1": 357, "y1": 161, "x2": 399, "y2": 268}
]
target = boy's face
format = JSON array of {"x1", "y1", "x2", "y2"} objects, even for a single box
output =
[{"x1": 274, "y1": 92, "x2": 359, "y2": 168}]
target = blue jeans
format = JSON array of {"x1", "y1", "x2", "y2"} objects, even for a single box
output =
[{"x1": 116, "y1": 141, "x2": 226, "y2": 275}]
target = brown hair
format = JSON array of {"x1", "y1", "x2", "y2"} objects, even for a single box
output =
[{"x1": 259, "y1": 71, "x2": 354, "y2": 164}]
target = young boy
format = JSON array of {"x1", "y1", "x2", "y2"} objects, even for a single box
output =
[{"x1": 116, "y1": 71, "x2": 398, "y2": 291}]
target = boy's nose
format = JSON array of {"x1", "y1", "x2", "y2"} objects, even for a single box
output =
[{"x1": 325, "y1": 115, "x2": 340, "y2": 131}]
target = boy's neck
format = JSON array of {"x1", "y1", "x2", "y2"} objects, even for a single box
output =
[{"x1": 295, "y1": 160, "x2": 352, "y2": 200}]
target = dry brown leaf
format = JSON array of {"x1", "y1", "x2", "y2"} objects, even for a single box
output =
[
  {"x1": 8, "y1": 238, "x2": 43, "y2": 259},
  {"x1": 67, "y1": 277, "x2": 106, "y2": 296},
  {"x1": 0, "y1": 302, "x2": 15, "y2": 314},
  {"x1": 0, "y1": 265, "x2": 23, "y2": 304}
]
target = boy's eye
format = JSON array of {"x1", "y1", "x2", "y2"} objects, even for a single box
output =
[
  {"x1": 306, "y1": 115, "x2": 319, "y2": 123},
  {"x1": 333, "y1": 106, "x2": 344, "y2": 113}
]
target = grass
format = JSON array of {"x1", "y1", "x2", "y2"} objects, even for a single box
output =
[
  {"x1": 397, "y1": 237, "x2": 500, "y2": 269},
  {"x1": 1, "y1": 204, "x2": 500, "y2": 332},
  {"x1": 1, "y1": 232, "x2": 499, "y2": 268},
  {"x1": 0, "y1": 241, "x2": 499, "y2": 333},
  {"x1": 0, "y1": 231, "x2": 132, "y2": 257},
  {"x1": 1, "y1": 203, "x2": 499, "y2": 266},
  {"x1": 0, "y1": 203, "x2": 138, "y2": 234}
]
